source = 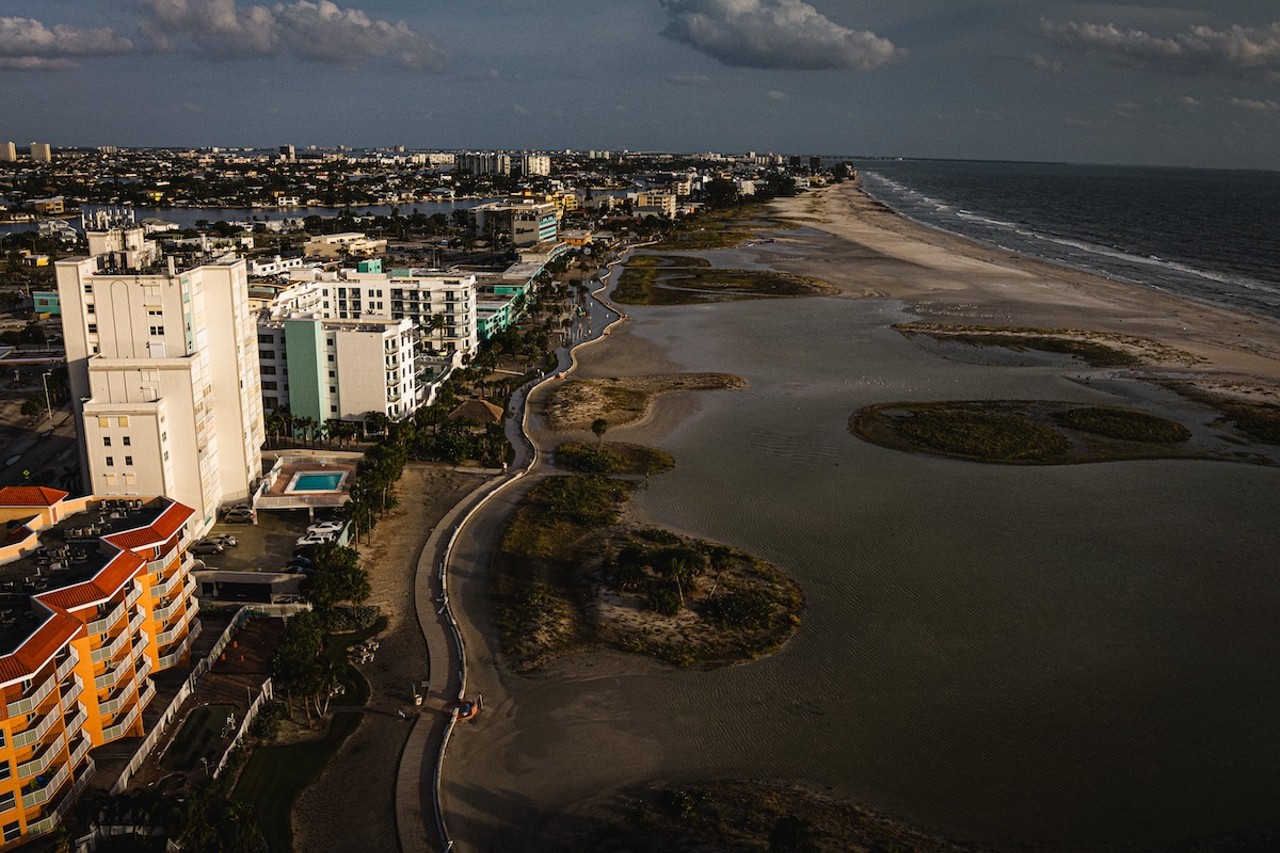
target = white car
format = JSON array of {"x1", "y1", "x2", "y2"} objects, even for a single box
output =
[
  {"x1": 307, "y1": 520, "x2": 344, "y2": 535},
  {"x1": 295, "y1": 533, "x2": 332, "y2": 547}
]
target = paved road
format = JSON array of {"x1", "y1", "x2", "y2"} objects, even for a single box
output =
[{"x1": 396, "y1": 252, "x2": 631, "y2": 853}]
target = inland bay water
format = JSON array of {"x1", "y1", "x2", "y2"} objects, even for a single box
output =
[{"x1": 509, "y1": 292, "x2": 1280, "y2": 849}]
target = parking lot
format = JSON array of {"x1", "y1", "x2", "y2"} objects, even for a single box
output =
[{"x1": 194, "y1": 508, "x2": 347, "y2": 574}]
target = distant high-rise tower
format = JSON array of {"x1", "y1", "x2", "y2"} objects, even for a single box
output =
[
  {"x1": 56, "y1": 210, "x2": 264, "y2": 532},
  {"x1": 0, "y1": 141, "x2": 16, "y2": 161},
  {"x1": 279, "y1": 144, "x2": 296, "y2": 161},
  {"x1": 29, "y1": 141, "x2": 52, "y2": 162}
]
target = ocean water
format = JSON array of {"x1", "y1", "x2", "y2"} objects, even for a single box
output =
[{"x1": 853, "y1": 160, "x2": 1280, "y2": 319}]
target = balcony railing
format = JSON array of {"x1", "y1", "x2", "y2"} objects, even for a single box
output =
[
  {"x1": 158, "y1": 629, "x2": 197, "y2": 669},
  {"x1": 125, "y1": 583, "x2": 142, "y2": 609},
  {"x1": 58, "y1": 675, "x2": 83, "y2": 709},
  {"x1": 153, "y1": 597, "x2": 181, "y2": 621},
  {"x1": 54, "y1": 649, "x2": 79, "y2": 682},
  {"x1": 20, "y1": 761, "x2": 69, "y2": 810},
  {"x1": 156, "y1": 608, "x2": 194, "y2": 647},
  {"x1": 136, "y1": 654, "x2": 154, "y2": 682},
  {"x1": 62, "y1": 703, "x2": 87, "y2": 738},
  {"x1": 90, "y1": 628, "x2": 131, "y2": 664},
  {"x1": 128, "y1": 607, "x2": 146, "y2": 636},
  {"x1": 12, "y1": 704, "x2": 60, "y2": 750},
  {"x1": 6, "y1": 672, "x2": 57, "y2": 717},
  {"x1": 70, "y1": 736, "x2": 91, "y2": 768},
  {"x1": 86, "y1": 602, "x2": 125, "y2": 636},
  {"x1": 17, "y1": 731, "x2": 65, "y2": 779},
  {"x1": 97, "y1": 683, "x2": 135, "y2": 717},
  {"x1": 23, "y1": 758, "x2": 93, "y2": 838},
  {"x1": 93, "y1": 658, "x2": 130, "y2": 692},
  {"x1": 100, "y1": 703, "x2": 139, "y2": 741},
  {"x1": 137, "y1": 678, "x2": 156, "y2": 709}
]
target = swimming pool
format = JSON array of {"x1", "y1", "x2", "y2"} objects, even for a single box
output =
[{"x1": 286, "y1": 471, "x2": 347, "y2": 492}]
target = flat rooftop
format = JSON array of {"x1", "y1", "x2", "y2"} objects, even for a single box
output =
[{"x1": 0, "y1": 497, "x2": 169, "y2": 650}]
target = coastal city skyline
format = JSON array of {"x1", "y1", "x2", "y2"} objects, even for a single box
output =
[{"x1": 2, "y1": 1, "x2": 1278, "y2": 170}]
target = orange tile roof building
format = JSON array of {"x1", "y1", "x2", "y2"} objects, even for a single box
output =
[{"x1": 0, "y1": 486, "x2": 200, "y2": 848}]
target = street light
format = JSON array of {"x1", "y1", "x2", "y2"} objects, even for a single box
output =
[{"x1": 40, "y1": 371, "x2": 54, "y2": 423}]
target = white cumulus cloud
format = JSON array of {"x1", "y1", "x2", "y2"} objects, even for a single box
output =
[
  {"x1": 1040, "y1": 19, "x2": 1280, "y2": 81},
  {"x1": 140, "y1": 0, "x2": 445, "y2": 70},
  {"x1": 659, "y1": 0, "x2": 902, "y2": 71},
  {"x1": 0, "y1": 16, "x2": 135, "y2": 70}
]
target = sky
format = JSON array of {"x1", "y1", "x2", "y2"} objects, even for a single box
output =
[{"x1": 1, "y1": 1, "x2": 1278, "y2": 169}]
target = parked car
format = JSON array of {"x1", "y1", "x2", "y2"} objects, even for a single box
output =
[
  {"x1": 191, "y1": 541, "x2": 224, "y2": 556},
  {"x1": 293, "y1": 544, "x2": 319, "y2": 560},
  {"x1": 211, "y1": 534, "x2": 238, "y2": 547},
  {"x1": 295, "y1": 533, "x2": 330, "y2": 548},
  {"x1": 223, "y1": 506, "x2": 255, "y2": 524},
  {"x1": 307, "y1": 520, "x2": 344, "y2": 536}
]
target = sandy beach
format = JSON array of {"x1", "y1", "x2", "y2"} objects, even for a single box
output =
[{"x1": 438, "y1": 181, "x2": 1280, "y2": 851}]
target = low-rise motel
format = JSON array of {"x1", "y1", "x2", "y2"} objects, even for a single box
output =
[{"x1": 0, "y1": 486, "x2": 199, "y2": 847}]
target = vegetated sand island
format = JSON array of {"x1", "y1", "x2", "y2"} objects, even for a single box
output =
[
  {"x1": 858, "y1": 323, "x2": 1280, "y2": 465},
  {"x1": 440, "y1": 183, "x2": 1280, "y2": 853},
  {"x1": 544, "y1": 372, "x2": 746, "y2": 433}
]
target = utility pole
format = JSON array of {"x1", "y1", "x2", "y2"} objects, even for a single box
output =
[{"x1": 40, "y1": 371, "x2": 54, "y2": 423}]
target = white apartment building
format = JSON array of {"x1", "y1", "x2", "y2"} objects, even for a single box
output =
[
  {"x1": 282, "y1": 267, "x2": 478, "y2": 362},
  {"x1": 521, "y1": 154, "x2": 551, "y2": 176},
  {"x1": 56, "y1": 211, "x2": 264, "y2": 534},
  {"x1": 28, "y1": 142, "x2": 52, "y2": 163},
  {"x1": 302, "y1": 232, "x2": 387, "y2": 259},
  {"x1": 632, "y1": 190, "x2": 678, "y2": 219},
  {"x1": 457, "y1": 152, "x2": 512, "y2": 177},
  {"x1": 257, "y1": 314, "x2": 419, "y2": 423},
  {"x1": 0, "y1": 141, "x2": 16, "y2": 162}
]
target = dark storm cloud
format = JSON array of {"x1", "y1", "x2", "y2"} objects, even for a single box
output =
[
  {"x1": 1041, "y1": 18, "x2": 1280, "y2": 81},
  {"x1": 139, "y1": 0, "x2": 446, "y2": 70},
  {"x1": 659, "y1": 0, "x2": 902, "y2": 71},
  {"x1": 0, "y1": 16, "x2": 134, "y2": 70}
]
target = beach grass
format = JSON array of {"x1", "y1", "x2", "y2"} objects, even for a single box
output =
[
  {"x1": 614, "y1": 257, "x2": 830, "y2": 305},
  {"x1": 1052, "y1": 406, "x2": 1192, "y2": 443},
  {"x1": 555, "y1": 441, "x2": 676, "y2": 475},
  {"x1": 541, "y1": 780, "x2": 976, "y2": 853},
  {"x1": 852, "y1": 400, "x2": 1234, "y2": 465},
  {"x1": 493, "y1": 476, "x2": 803, "y2": 671},
  {"x1": 544, "y1": 373, "x2": 745, "y2": 432},
  {"x1": 894, "y1": 322, "x2": 1199, "y2": 367}
]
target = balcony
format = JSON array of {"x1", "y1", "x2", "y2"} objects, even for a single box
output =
[
  {"x1": 138, "y1": 678, "x2": 156, "y2": 709},
  {"x1": 62, "y1": 703, "x2": 87, "y2": 738},
  {"x1": 58, "y1": 676, "x2": 83, "y2": 709},
  {"x1": 127, "y1": 607, "x2": 146, "y2": 636},
  {"x1": 6, "y1": 672, "x2": 57, "y2": 717},
  {"x1": 90, "y1": 628, "x2": 131, "y2": 664},
  {"x1": 70, "y1": 736, "x2": 91, "y2": 769},
  {"x1": 24, "y1": 758, "x2": 93, "y2": 837},
  {"x1": 97, "y1": 682, "x2": 135, "y2": 717},
  {"x1": 101, "y1": 703, "x2": 139, "y2": 741},
  {"x1": 136, "y1": 653, "x2": 154, "y2": 682},
  {"x1": 93, "y1": 657, "x2": 130, "y2": 692},
  {"x1": 12, "y1": 704, "x2": 60, "y2": 750},
  {"x1": 125, "y1": 583, "x2": 142, "y2": 609},
  {"x1": 17, "y1": 731, "x2": 66, "y2": 779},
  {"x1": 86, "y1": 602, "x2": 125, "y2": 636},
  {"x1": 156, "y1": 608, "x2": 193, "y2": 646},
  {"x1": 54, "y1": 649, "x2": 79, "y2": 682},
  {"x1": 153, "y1": 596, "x2": 181, "y2": 621},
  {"x1": 158, "y1": 629, "x2": 197, "y2": 669},
  {"x1": 20, "y1": 762, "x2": 69, "y2": 810}
]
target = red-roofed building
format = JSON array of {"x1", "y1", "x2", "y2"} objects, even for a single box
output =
[{"x1": 0, "y1": 490, "x2": 200, "y2": 848}]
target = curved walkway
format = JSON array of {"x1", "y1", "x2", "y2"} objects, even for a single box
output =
[{"x1": 395, "y1": 249, "x2": 636, "y2": 853}]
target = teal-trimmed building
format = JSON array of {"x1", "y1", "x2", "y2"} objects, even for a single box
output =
[{"x1": 32, "y1": 290, "x2": 60, "y2": 316}]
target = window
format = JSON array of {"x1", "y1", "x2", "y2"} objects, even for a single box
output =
[
  {"x1": 86, "y1": 304, "x2": 95, "y2": 314},
  {"x1": 103, "y1": 437, "x2": 111, "y2": 447},
  {"x1": 328, "y1": 370, "x2": 335, "y2": 378},
  {"x1": 262, "y1": 381, "x2": 278, "y2": 391},
  {"x1": 122, "y1": 436, "x2": 131, "y2": 446},
  {"x1": 87, "y1": 323, "x2": 98, "y2": 333},
  {"x1": 260, "y1": 350, "x2": 275, "y2": 359},
  {"x1": 163, "y1": 450, "x2": 169, "y2": 461},
  {"x1": 149, "y1": 325, "x2": 165, "y2": 336},
  {"x1": 329, "y1": 386, "x2": 336, "y2": 394},
  {"x1": 147, "y1": 308, "x2": 163, "y2": 317},
  {"x1": 258, "y1": 334, "x2": 274, "y2": 344},
  {"x1": 330, "y1": 405, "x2": 338, "y2": 413},
  {"x1": 118, "y1": 417, "x2": 128, "y2": 427},
  {"x1": 104, "y1": 474, "x2": 116, "y2": 486},
  {"x1": 105, "y1": 456, "x2": 114, "y2": 467},
  {"x1": 124, "y1": 474, "x2": 136, "y2": 485},
  {"x1": 1, "y1": 818, "x2": 17, "y2": 839},
  {"x1": 124, "y1": 456, "x2": 133, "y2": 466},
  {"x1": 0, "y1": 762, "x2": 9, "y2": 781},
  {"x1": 327, "y1": 355, "x2": 335, "y2": 362},
  {"x1": 261, "y1": 365, "x2": 276, "y2": 375}
]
